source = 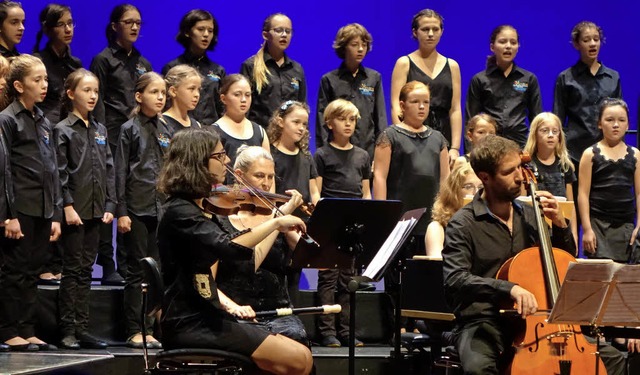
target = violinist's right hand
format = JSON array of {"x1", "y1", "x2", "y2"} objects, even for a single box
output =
[
  {"x1": 510, "y1": 285, "x2": 538, "y2": 319},
  {"x1": 118, "y1": 216, "x2": 132, "y2": 233},
  {"x1": 278, "y1": 189, "x2": 303, "y2": 215},
  {"x1": 275, "y1": 214, "x2": 306, "y2": 233}
]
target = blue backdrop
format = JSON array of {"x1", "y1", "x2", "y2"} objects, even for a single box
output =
[{"x1": 20, "y1": 0, "x2": 640, "y2": 150}]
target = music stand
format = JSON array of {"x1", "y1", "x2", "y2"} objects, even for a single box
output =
[
  {"x1": 292, "y1": 198, "x2": 404, "y2": 375},
  {"x1": 548, "y1": 260, "x2": 640, "y2": 375}
]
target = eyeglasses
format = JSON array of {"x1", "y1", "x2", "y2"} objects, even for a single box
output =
[
  {"x1": 209, "y1": 150, "x2": 227, "y2": 162},
  {"x1": 119, "y1": 19, "x2": 142, "y2": 28},
  {"x1": 54, "y1": 20, "x2": 75, "y2": 29},
  {"x1": 537, "y1": 127, "x2": 560, "y2": 136},
  {"x1": 270, "y1": 27, "x2": 293, "y2": 36},
  {"x1": 462, "y1": 184, "x2": 483, "y2": 192}
]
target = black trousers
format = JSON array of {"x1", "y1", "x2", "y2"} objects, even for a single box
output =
[
  {"x1": 58, "y1": 219, "x2": 101, "y2": 336},
  {"x1": 316, "y1": 269, "x2": 352, "y2": 338},
  {"x1": 0, "y1": 213, "x2": 51, "y2": 341},
  {"x1": 123, "y1": 213, "x2": 159, "y2": 337}
]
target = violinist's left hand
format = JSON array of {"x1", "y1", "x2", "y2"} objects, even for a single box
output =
[
  {"x1": 278, "y1": 189, "x2": 303, "y2": 215},
  {"x1": 536, "y1": 191, "x2": 567, "y2": 228}
]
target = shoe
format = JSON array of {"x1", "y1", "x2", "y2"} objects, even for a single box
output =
[
  {"x1": 60, "y1": 335, "x2": 80, "y2": 350},
  {"x1": 146, "y1": 339, "x2": 162, "y2": 349},
  {"x1": 126, "y1": 336, "x2": 144, "y2": 349},
  {"x1": 34, "y1": 343, "x2": 58, "y2": 351},
  {"x1": 321, "y1": 336, "x2": 341, "y2": 347},
  {"x1": 340, "y1": 337, "x2": 364, "y2": 347},
  {"x1": 357, "y1": 281, "x2": 376, "y2": 291},
  {"x1": 8, "y1": 343, "x2": 39, "y2": 352},
  {"x1": 38, "y1": 277, "x2": 61, "y2": 286},
  {"x1": 77, "y1": 332, "x2": 108, "y2": 349},
  {"x1": 0, "y1": 343, "x2": 8, "y2": 352},
  {"x1": 102, "y1": 272, "x2": 125, "y2": 286}
]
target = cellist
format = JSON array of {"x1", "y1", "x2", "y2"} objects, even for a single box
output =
[{"x1": 442, "y1": 135, "x2": 625, "y2": 375}]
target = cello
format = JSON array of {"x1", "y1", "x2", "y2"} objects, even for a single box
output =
[{"x1": 495, "y1": 154, "x2": 607, "y2": 375}]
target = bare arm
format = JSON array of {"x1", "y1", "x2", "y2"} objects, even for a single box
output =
[
  {"x1": 361, "y1": 179, "x2": 372, "y2": 200},
  {"x1": 373, "y1": 143, "x2": 391, "y2": 200},
  {"x1": 565, "y1": 183, "x2": 578, "y2": 249},
  {"x1": 632, "y1": 147, "x2": 640, "y2": 245},
  {"x1": 578, "y1": 149, "x2": 595, "y2": 253},
  {"x1": 439, "y1": 147, "x2": 450, "y2": 185},
  {"x1": 448, "y1": 59, "x2": 463, "y2": 165},
  {"x1": 425, "y1": 221, "x2": 444, "y2": 257},
  {"x1": 390, "y1": 57, "x2": 410, "y2": 124}
]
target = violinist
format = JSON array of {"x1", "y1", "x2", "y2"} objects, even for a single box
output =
[
  {"x1": 214, "y1": 145, "x2": 309, "y2": 346},
  {"x1": 157, "y1": 130, "x2": 313, "y2": 375},
  {"x1": 442, "y1": 135, "x2": 624, "y2": 375}
]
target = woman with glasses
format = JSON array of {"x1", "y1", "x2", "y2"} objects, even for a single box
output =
[
  {"x1": 425, "y1": 163, "x2": 482, "y2": 257},
  {"x1": 90, "y1": 3, "x2": 152, "y2": 288},
  {"x1": 33, "y1": 4, "x2": 82, "y2": 128},
  {"x1": 391, "y1": 9, "x2": 462, "y2": 166},
  {"x1": 524, "y1": 112, "x2": 577, "y2": 245},
  {"x1": 162, "y1": 9, "x2": 226, "y2": 126},
  {"x1": 240, "y1": 13, "x2": 306, "y2": 129},
  {"x1": 157, "y1": 130, "x2": 313, "y2": 375}
]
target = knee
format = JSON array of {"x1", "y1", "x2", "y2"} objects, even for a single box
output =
[
  {"x1": 289, "y1": 345, "x2": 313, "y2": 375},
  {"x1": 460, "y1": 355, "x2": 497, "y2": 375}
]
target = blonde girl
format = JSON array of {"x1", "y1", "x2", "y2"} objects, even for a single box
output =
[{"x1": 163, "y1": 64, "x2": 203, "y2": 131}]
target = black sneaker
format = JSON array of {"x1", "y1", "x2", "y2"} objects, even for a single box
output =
[
  {"x1": 77, "y1": 332, "x2": 108, "y2": 349},
  {"x1": 101, "y1": 272, "x2": 125, "y2": 286},
  {"x1": 321, "y1": 336, "x2": 341, "y2": 347}
]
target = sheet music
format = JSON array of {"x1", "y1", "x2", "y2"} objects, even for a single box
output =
[{"x1": 362, "y1": 218, "x2": 416, "y2": 280}]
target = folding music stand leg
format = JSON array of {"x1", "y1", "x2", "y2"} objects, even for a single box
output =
[{"x1": 347, "y1": 278, "x2": 359, "y2": 375}]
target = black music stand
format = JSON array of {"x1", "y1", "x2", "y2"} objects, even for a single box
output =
[
  {"x1": 548, "y1": 260, "x2": 640, "y2": 375},
  {"x1": 292, "y1": 198, "x2": 404, "y2": 375}
]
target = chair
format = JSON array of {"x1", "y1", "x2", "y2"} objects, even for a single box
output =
[{"x1": 139, "y1": 257, "x2": 255, "y2": 374}]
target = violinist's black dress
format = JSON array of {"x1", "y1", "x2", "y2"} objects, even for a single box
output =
[{"x1": 158, "y1": 196, "x2": 271, "y2": 353}]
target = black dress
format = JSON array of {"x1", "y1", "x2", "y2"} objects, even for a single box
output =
[{"x1": 158, "y1": 197, "x2": 271, "y2": 353}]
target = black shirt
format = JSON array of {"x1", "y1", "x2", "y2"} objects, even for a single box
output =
[
  {"x1": 0, "y1": 100, "x2": 62, "y2": 221},
  {"x1": 212, "y1": 121, "x2": 265, "y2": 170},
  {"x1": 465, "y1": 62, "x2": 542, "y2": 147},
  {"x1": 34, "y1": 44, "x2": 83, "y2": 124},
  {"x1": 90, "y1": 43, "x2": 152, "y2": 147},
  {"x1": 314, "y1": 144, "x2": 371, "y2": 199},
  {"x1": 54, "y1": 113, "x2": 116, "y2": 219},
  {"x1": 0, "y1": 44, "x2": 19, "y2": 58},
  {"x1": 553, "y1": 61, "x2": 622, "y2": 161},
  {"x1": 0, "y1": 128, "x2": 15, "y2": 221},
  {"x1": 316, "y1": 63, "x2": 387, "y2": 159},
  {"x1": 158, "y1": 197, "x2": 253, "y2": 323},
  {"x1": 442, "y1": 192, "x2": 575, "y2": 323},
  {"x1": 240, "y1": 51, "x2": 307, "y2": 128},
  {"x1": 115, "y1": 114, "x2": 174, "y2": 218},
  {"x1": 162, "y1": 51, "x2": 226, "y2": 126},
  {"x1": 589, "y1": 144, "x2": 636, "y2": 224},
  {"x1": 531, "y1": 155, "x2": 576, "y2": 198},
  {"x1": 271, "y1": 145, "x2": 318, "y2": 204}
]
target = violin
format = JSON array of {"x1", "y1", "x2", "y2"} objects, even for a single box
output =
[
  {"x1": 203, "y1": 164, "x2": 319, "y2": 247},
  {"x1": 203, "y1": 185, "x2": 315, "y2": 217},
  {"x1": 495, "y1": 152, "x2": 606, "y2": 374}
]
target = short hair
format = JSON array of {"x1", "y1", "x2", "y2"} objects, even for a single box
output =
[
  {"x1": 323, "y1": 98, "x2": 360, "y2": 124},
  {"x1": 466, "y1": 113, "x2": 498, "y2": 134},
  {"x1": 332, "y1": 23, "x2": 372, "y2": 59},
  {"x1": 411, "y1": 9, "x2": 444, "y2": 30},
  {"x1": 233, "y1": 145, "x2": 274, "y2": 172},
  {"x1": 470, "y1": 135, "x2": 520, "y2": 177},
  {"x1": 571, "y1": 21, "x2": 604, "y2": 44},
  {"x1": 176, "y1": 9, "x2": 219, "y2": 51},
  {"x1": 399, "y1": 80, "x2": 430, "y2": 102},
  {"x1": 158, "y1": 129, "x2": 220, "y2": 199},
  {"x1": 432, "y1": 163, "x2": 476, "y2": 226}
]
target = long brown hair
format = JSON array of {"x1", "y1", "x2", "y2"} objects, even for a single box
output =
[{"x1": 267, "y1": 100, "x2": 310, "y2": 155}]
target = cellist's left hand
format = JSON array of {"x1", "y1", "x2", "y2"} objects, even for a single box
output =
[{"x1": 536, "y1": 191, "x2": 567, "y2": 229}]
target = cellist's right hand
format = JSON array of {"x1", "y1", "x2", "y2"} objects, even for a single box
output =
[{"x1": 510, "y1": 285, "x2": 538, "y2": 319}]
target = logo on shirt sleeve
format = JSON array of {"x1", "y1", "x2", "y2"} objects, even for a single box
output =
[
  {"x1": 358, "y1": 83, "x2": 375, "y2": 97},
  {"x1": 94, "y1": 131, "x2": 106, "y2": 145},
  {"x1": 157, "y1": 133, "x2": 170, "y2": 148},
  {"x1": 512, "y1": 80, "x2": 529, "y2": 93},
  {"x1": 290, "y1": 77, "x2": 300, "y2": 91},
  {"x1": 207, "y1": 71, "x2": 221, "y2": 82}
]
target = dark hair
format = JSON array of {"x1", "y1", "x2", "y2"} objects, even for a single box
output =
[
  {"x1": 469, "y1": 135, "x2": 520, "y2": 177},
  {"x1": 597, "y1": 98, "x2": 629, "y2": 123},
  {"x1": 219, "y1": 73, "x2": 250, "y2": 96},
  {"x1": 571, "y1": 21, "x2": 604, "y2": 44},
  {"x1": 33, "y1": 4, "x2": 71, "y2": 53},
  {"x1": 60, "y1": 68, "x2": 98, "y2": 117},
  {"x1": 158, "y1": 129, "x2": 220, "y2": 199},
  {"x1": 0, "y1": 1, "x2": 21, "y2": 25},
  {"x1": 487, "y1": 25, "x2": 518, "y2": 67},
  {"x1": 411, "y1": 9, "x2": 444, "y2": 30},
  {"x1": 176, "y1": 9, "x2": 218, "y2": 51},
  {"x1": 4, "y1": 54, "x2": 45, "y2": 105},
  {"x1": 129, "y1": 71, "x2": 165, "y2": 118},
  {"x1": 332, "y1": 23, "x2": 372, "y2": 59},
  {"x1": 105, "y1": 4, "x2": 139, "y2": 44},
  {"x1": 267, "y1": 100, "x2": 311, "y2": 155}
]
